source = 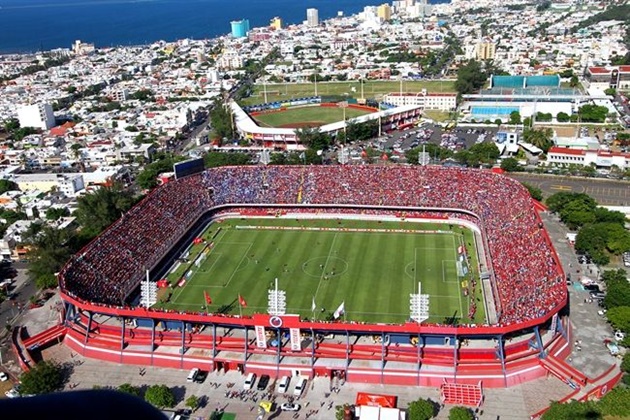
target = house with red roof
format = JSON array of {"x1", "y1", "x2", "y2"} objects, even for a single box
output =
[{"x1": 547, "y1": 146, "x2": 630, "y2": 170}]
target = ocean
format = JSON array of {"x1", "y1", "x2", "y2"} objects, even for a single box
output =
[{"x1": 0, "y1": 0, "x2": 447, "y2": 54}]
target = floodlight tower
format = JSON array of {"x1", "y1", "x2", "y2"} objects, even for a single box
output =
[
  {"x1": 410, "y1": 282, "x2": 430, "y2": 323},
  {"x1": 268, "y1": 278, "x2": 287, "y2": 315}
]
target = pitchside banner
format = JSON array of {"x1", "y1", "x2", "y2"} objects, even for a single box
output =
[
  {"x1": 255, "y1": 325, "x2": 267, "y2": 349},
  {"x1": 290, "y1": 328, "x2": 301, "y2": 351}
]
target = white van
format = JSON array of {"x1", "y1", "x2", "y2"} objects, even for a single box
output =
[
  {"x1": 186, "y1": 368, "x2": 199, "y2": 383},
  {"x1": 293, "y1": 377, "x2": 307, "y2": 397},
  {"x1": 277, "y1": 376, "x2": 290, "y2": 393},
  {"x1": 243, "y1": 372, "x2": 257, "y2": 390}
]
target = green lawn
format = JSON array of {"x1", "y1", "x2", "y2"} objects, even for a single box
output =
[
  {"x1": 160, "y1": 218, "x2": 484, "y2": 325},
  {"x1": 253, "y1": 106, "x2": 373, "y2": 128},
  {"x1": 240, "y1": 80, "x2": 456, "y2": 106}
]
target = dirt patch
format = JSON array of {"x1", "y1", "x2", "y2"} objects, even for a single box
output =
[{"x1": 278, "y1": 121, "x2": 325, "y2": 128}]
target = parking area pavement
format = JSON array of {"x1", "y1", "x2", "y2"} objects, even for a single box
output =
[{"x1": 539, "y1": 212, "x2": 621, "y2": 378}]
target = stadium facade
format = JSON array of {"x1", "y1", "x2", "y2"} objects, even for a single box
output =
[{"x1": 13, "y1": 166, "x2": 580, "y2": 390}]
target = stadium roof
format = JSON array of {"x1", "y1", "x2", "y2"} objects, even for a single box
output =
[
  {"x1": 490, "y1": 75, "x2": 560, "y2": 89},
  {"x1": 230, "y1": 101, "x2": 422, "y2": 135}
]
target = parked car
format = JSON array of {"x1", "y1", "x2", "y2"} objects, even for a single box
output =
[
  {"x1": 194, "y1": 370, "x2": 207, "y2": 384},
  {"x1": 590, "y1": 291, "x2": 605, "y2": 299},
  {"x1": 257, "y1": 374, "x2": 270, "y2": 391},
  {"x1": 280, "y1": 403, "x2": 301, "y2": 412},
  {"x1": 0, "y1": 372, "x2": 8, "y2": 382}
]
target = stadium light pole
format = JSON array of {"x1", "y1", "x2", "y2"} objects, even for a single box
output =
[{"x1": 263, "y1": 78, "x2": 268, "y2": 104}]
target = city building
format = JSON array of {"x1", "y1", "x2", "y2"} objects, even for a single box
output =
[
  {"x1": 16, "y1": 103, "x2": 55, "y2": 130},
  {"x1": 546, "y1": 147, "x2": 630, "y2": 170},
  {"x1": 270, "y1": 17, "x2": 282, "y2": 30},
  {"x1": 58, "y1": 174, "x2": 85, "y2": 198},
  {"x1": 230, "y1": 19, "x2": 250, "y2": 38},
  {"x1": 383, "y1": 92, "x2": 457, "y2": 111},
  {"x1": 306, "y1": 8, "x2": 319, "y2": 27},
  {"x1": 72, "y1": 40, "x2": 95, "y2": 55},
  {"x1": 584, "y1": 65, "x2": 630, "y2": 90},
  {"x1": 377, "y1": 4, "x2": 392, "y2": 21},
  {"x1": 475, "y1": 41, "x2": 496, "y2": 60}
]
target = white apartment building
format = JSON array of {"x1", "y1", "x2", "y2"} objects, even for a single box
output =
[
  {"x1": 383, "y1": 92, "x2": 457, "y2": 111},
  {"x1": 16, "y1": 103, "x2": 55, "y2": 130},
  {"x1": 58, "y1": 174, "x2": 85, "y2": 198},
  {"x1": 306, "y1": 8, "x2": 319, "y2": 27},
  {"x1": 216, "y1": 50, "x2": 244, "y2": 70}
]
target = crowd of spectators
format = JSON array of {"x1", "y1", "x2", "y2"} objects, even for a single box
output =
[
  {"x1": 60, "y1": 176, "x2": 212, "y2": 304},
  {"x1": 60, "y1": 165, "x2": 565, "y2": 326}
]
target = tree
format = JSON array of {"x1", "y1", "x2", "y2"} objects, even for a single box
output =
[
  {"x1": 24, "y1": 225, "x2": 76, "y2": 289},
  {"x1": 603, "y1": 270, "x2": 630, "y2": 310},
  {"x1": 185, "y1": 395, "x2": 200, "y2": 411},
  {"x1": 597, "y1": 388, "x2": 630, "y2": 417},
  {"x1": 556, "y1": 112, "x2": 570, "y2": 122},
  {"x1": 19, "y1": 360, "x2": 64, "y2": 395},
  {"x1": 74, "y1": 184, "x2": 137, "y2": 239},
  {"x1": 203, "y1": 151, "x2": 251, "y2": 168},
  {"x1": 578, "y1": 104, "x2": 608, "y2": 123},
  {"x1": 136, "y1": 153, "x2": 185, "y2": 189},
  {"x1": 144, "y1": 384, "x2": 176, "y2": 408},
  {"x1": 454, "y1": 60, "x2": 488, "y2": 96},
  {"x1": 607, "y1": 306, "x2": 630, "y2": 335},
  {"x1": 523, "y1": 127, "x2": 554, "y2": 152},
  {"x1": 522, "y1": 182, "x2": 543, "y2": 201},
  {"x1": 508, "y1": 111, "x2": 521, "y2": 125},
  {"x1": 448, "y1": 406, "x2": 474, "y2": 420},
  {"x1": 294, "y1": 126, "x2": 332, "y2": 150},
  {"x1": 210, "y1": 101, "x2": 235, "y2": 140},
  {"x1": 45, "y1": 207, "x2": 70, "y2": 221},
  {"x1": 405, "y1": 144, "x2": 453, "y2": 164},
  {"x1": 500, "y1": 157, "x2": 521, "y2": 172},
  {"x1": 117, "y1": 383, "x2": 142, "y2": 398},
  {"x1": 621, "y1": 352, "x2": 630, "y2": 373},
  {"x1": 541, "y1": 400, "x2": 601, "y2": 420},
  {"x1": 407, "y1": 398, "x2": 437, "y2": 420},
  {"x1": 0, "y1": 179, "x2": 18, "y2": 195}
]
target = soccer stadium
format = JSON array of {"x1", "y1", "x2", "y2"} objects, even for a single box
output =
[
  {"x1": 15, "y1": 165, "x2": 577, "y2": 404},
  {"x1": 232, "y1": 98, "x2": 422, "y2": 149}
]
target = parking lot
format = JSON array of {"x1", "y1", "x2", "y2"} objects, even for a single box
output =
[{"x1": 336, "y1": 122, "x2": 500, "y2": 163}]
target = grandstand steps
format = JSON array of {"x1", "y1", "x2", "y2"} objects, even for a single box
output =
[
  {"x1": 22, "y1": 325, "x2": 66, "y2": 350},
  {"x1": 539, "y1": 355, "x2": 587, "y2": 388}
]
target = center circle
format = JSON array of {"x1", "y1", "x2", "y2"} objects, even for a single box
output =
[{"x1": 302, "y1": 256, "x2": 349, "y2": 278}]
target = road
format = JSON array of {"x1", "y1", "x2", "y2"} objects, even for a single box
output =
[
  {"x1": 509, "y1": 173, "x2": 630, "y2": 206},
  {"x1": 0, "y1": 269, "x2": 36, "y2": 333}
]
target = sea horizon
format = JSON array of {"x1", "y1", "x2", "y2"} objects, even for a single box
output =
[{"x1": 0, "y1": 0, "x2": 449, "y2": 54}]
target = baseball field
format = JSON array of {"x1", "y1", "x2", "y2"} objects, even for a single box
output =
[
  {"x1": 159, "y1": 218, "x2": 485, "y2": 325},
  {"x1": 252, "y1": 105, "x2": 375, "y2": 128},
  {"x1": 240, "y1": 80, "x2": 457, "y2": 106}
]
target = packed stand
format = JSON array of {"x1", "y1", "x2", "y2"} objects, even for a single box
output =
[{"x1": 60, "y1": 165, "x2": 565, "y2": 325}]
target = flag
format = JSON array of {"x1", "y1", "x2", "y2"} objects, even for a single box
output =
[
  {"x1": 311, "y1": 296, "x2": 317, "y2": 312},
  {"x1": 333, "y1": 301, "x2": 345, "y2": 319},
  {"x1": 238, "y1": 294, "x2": 247, "y2": 307},
  {"x1": 204, "y1": 290, "x2": 212, "y2": 305}
]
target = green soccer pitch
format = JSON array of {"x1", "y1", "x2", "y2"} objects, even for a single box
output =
[
  {"x1": 160, "y1": 218, "x2": 485, "y2": 325},
  {"x1": 253, "y1": 106, "x2": 374, "y2": 128},
  {"x1": 240, "y1": 80, "x2": 457, "y2": 106}
]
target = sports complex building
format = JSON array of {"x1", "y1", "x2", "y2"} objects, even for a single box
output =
[
  {"x1": 232, "y1": 97, "x2": 422, "y2": 149},
  {"x1": 461, "y1": 75, "x2": 610, "y2": 122},
  {"x1": 12, "y1": 164, "x2": 614, "y2": 410}
]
